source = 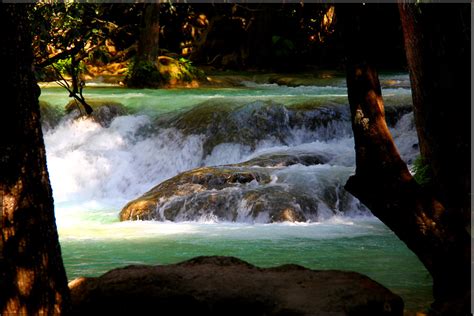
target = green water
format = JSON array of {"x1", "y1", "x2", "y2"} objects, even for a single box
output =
[
  {"x1": 59, "y1": 219, "x2": 432, "y2": 312},
  {"x1": 41, "y1": 76, "x2": 431, "y2": 313}
]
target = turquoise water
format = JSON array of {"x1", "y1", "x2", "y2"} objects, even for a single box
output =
[
  {"x1": 40, "y1": 76, "x2": 432, "y2": 313},
  {"x1": 59, "y1": 219, "x2": 432, "y2": 312},
  {"x1": 39, "y1": 85, "x2": 349, "y2": 116}
]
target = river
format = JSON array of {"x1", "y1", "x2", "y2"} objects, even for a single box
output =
[{"x1": 39, "y1": 73, "x2": 432, "y2": 313}]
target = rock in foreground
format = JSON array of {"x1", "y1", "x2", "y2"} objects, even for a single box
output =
[{"x1": 69, "y1": 256, "x2": 403, "y2": 316}]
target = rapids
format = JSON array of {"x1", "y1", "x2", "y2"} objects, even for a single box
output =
[{"x1": 39, "y1": 74, "x2": 432, "y2": 312}]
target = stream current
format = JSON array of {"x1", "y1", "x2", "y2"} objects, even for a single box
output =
[{"x1": 39, "y1": 74, "x2": 432, "y2": 312}]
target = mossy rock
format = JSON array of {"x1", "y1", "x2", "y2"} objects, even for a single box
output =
[
  {"x1": 120, "y1": 178, "x2": 314, "y2": 223},
  {"x1": 383, "y1": 102, "x2": 413, "y2": 127},
  {"x1": 158, "y1": 56, "x2": 205, "y2": 86},
  {"x1": 120, "y1": 151, "x2": 329, "y2": 223},
  {"x1": 156, "y1": 98, "x2": 380, "y2": 157},
  {"x1": 163, "y1": 100, "x2": 292, "y2": 156},
  {"x1": 65, "y1": 100, "x2": 128, "y2": 127},
  {"x1": 39, "y1": 101, "x2": 63, "y2": 130},
  {"x1": 125, "y1": 56, "x2": 206, "y2": 88},
  {"x1": 120, "y1": 166, "x2": 272, "y2": 221}
]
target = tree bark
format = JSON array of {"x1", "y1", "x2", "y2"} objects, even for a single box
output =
[
  {"x1": 397, "y1": 5, "x2": 471, "y2": 313},
  {"x1": 339, "y1": 4, "x2": 471, "y2": 315},
  {"x1": 398, "y1": 3, "x2": 470, "y2": 233},
  {"x1": 127, "y1": 3, "x2": 161, "y2": 88},
  {"x1": 0, "y1": 5, "x2": 70, "y2": 315},
  {"x1": 137, "y1": 3, "x2": 160, "y2": 63}
]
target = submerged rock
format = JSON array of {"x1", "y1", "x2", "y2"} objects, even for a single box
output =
[
  {"x1": 65, "y1": 100, "x2": 128, "y2": 127},
  {"x1": 69, "y1": 255, "x2": 404, "y2": 316}
]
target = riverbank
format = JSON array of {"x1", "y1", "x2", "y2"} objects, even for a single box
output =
[{"x1": 39, "y1": 66, "x2": 410, "y2": 90}]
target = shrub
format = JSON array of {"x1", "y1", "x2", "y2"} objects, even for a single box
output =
[
  {"x1": 412, "y1": 155, "x2": 432, "y2": 186},
  {"x1": 125, "y1": 59, "x2": 166, "y2": 88}
]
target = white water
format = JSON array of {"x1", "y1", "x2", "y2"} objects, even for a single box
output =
[
  {"x1": 41, "y1": 80, "x2": 434, "y2": 311},
  {"x1": 43, "y1": 86, "x2": 418, "y2": 229}
]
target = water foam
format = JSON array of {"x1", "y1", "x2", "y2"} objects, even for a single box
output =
[
  {"x1": 42, "y1": 83, "x2": 418, "y2": 227},
  {"x1": 45, "y1": 115, "x2": 204, "y2": 208}
]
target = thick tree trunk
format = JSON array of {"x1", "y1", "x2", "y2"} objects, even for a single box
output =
[
  {"x1": 345, "y1": 64, "x2": 470, "y2": 316},
  {"x1": 397, "y1": 5, "x2": 471, "y2": 313},
  {"x1": 339, "y1": 4, "x2": 470, "y2": 315},
  {"x1": 0, "y1": 5, "x2": 70, "y2": 315},
  {"x1": 398, "y1": 3, "x2": 470, "y2": 233}
]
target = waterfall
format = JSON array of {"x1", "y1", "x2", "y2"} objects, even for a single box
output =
[{"x1": 41, "y1": 83, "x2": 417, "y2": 224}]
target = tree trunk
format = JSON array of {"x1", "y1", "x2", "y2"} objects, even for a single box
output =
[
  {"x1": 0, "y1": 5, "x2": 70, "y2": 315},
  {"x1": 338, "y1": 4, "x2": 471, "y2": 315},
  {"x1": 398, "y1": 5, "x2": 471, "y2": 313},
  {"x1": 137, "y1": 3, "x2": 160, "y2": 63},
  {"x1": 127, "y1": 3, "x2": 161, "y2": 88},
  {"x1": 246, "y1": 5, "x2": 274, "y2": 68},
  {"x1": 398, "y1": 3, "x2": 470, "y2": 234}
]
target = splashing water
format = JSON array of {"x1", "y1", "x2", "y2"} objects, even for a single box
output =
[{"x1": 41, "y1": 76, "x2": 432, "y2": 312}]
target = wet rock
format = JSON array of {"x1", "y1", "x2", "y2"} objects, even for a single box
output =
[
  {"x1": 161, "y1": 98, "x2": 411, "y2": 156},
  {"x1": 165, "y1": 100, "x2": 292, "y2": 156},
  {"x1": 267, "y1": 71, "x2": 345, "y2": 87},
  {"x1": 65, "y1": 100, "x2": 127, "y2": 127},
  {"x1": 383, "y1": 103, "x2": 413, "y2": 127},
  {"x1": 120, "y1": 152, "x2": 332, "y2": 223},
  {"x1": 120, "y1": 166, "x2": 273, "y2": 222},
  {"x1": 287, "y1": 103, "x2": 352, "y2": 140},
  {"x1": 39, "y1": 101, "x2": 62, "y2": 131},
  {"x1": 69, "y1": 256, "x2": 404, "y2": 316},
  {"x1": 237, "y1": 151, "x2": 328, "y2": 168}
]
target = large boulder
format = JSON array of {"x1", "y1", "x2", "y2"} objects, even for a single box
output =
[
  {"x1": 164, "y1": 100, "x2": 293, "y2": 156},
  {"x1": 119, "y1": 152, "x2": 330, "y2": 223},
  {"x1": 69, "y1": 256, "x2": 404, "y2": 316},
  {"x1": 119, "y1": 165, "x2": 273, "y2": 222},
  {"x1": 158, "y1": 98, "x2": 411, "y2": 158}
]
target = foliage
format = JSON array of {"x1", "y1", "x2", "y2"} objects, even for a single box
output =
[
  {"x1": 271, "y1": 35, "x2": 295, "y2": 58},
  {"x1": 125, "y1": 56, "x2": 206, "y2": 88},
  {"x1": 50, "y1": 57, "x2": 87, "y2": 77},
  {"x1": 28, "y1": 3, "x2": 345, "y2": 77},
  {"x1": 412, "y1": 155, "x2": 432, "y2": 186},
  {"x1": 31, "y1": 4, "x2": 108, "y2": 67},
  {"x1": 30, "y1": 3, "x2": 142, "y2": 77},
  {"x1": 88, "y1": 47, "x2": 112, "y2": 66},
  {"x1": 177, "y1": 58, "x2": 206, "y2": 81}
]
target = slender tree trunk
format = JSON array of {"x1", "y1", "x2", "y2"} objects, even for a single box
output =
[
  {"x1": 137, "y1": 3, "x2": 160, "y2": 63},
  {"x1": 246, "y1": 5, "x2": 274, "y2": 68},
  {"x1": 127, "y1": 3, "x2": 161, "y2": 88},
  {"x1": 338, "y1": 4, "x2": 470, "y2": 315},
  {"x1": 0, "y1": 5, "x2": 70, "y2": 315}
]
